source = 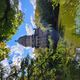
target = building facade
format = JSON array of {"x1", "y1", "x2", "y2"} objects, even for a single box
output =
[
  {"x1": 17, "y1": 3, "x2": 60, "y2": 48},
  {"x1": 17, "y1": 28, "x2": 50, "y2": 48}
]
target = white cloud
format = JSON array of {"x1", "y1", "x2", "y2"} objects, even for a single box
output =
[
  {"x1": 31, "y1": 48, "x2": 35, "y2": 53},
  {"x1": 0, "y1": 46, "x2": 35, "y2": 78},
  {"x1": 9, "y1": 43, "x2": 24, "y2": 67},
  {"x1": 30, "y1": 0, "x2": 36, "y2": 10},
  {"x1": 25, "y1": 24, "x2": 35, "y2": 35},
  {"x1": 11, "y1": 56, "x2": 22, "y2": 70},
  {"x1": 10, "y1": 0, "x2": 22, "y2": 11},
  {"x1": 30, "y1": 15, "x2": 36, "y2": 28},
  {"x1": 10, "y1": 43, "x2": 24, "y2": 55},
  {"x1": 30, "y1": 48, "x2": 36, "y2": 59},
  {"x1": 25, "y1": 47, "x2": 35, "y2": 59},
  {"x1": 8, "y1": 43, "x2": 25, "y2": 70},
  {"x1": 18, "y1": 0, "x2": 22, "y2": 11},
  {"x1": 10, "y1": 0, "x2": 14, "y2": 6},
  {"x1": 1, "y1": 58, "x2": 9, "y2": 67},
  {"x1": 0, "y1": 58, "x2": 11, "y2": 78},
  {"x1": 25, "y1": 47, "x2": 35, "y2": 53},
  {"x1": 29, "y1": 52, "x2": 36, "y2": 59}
]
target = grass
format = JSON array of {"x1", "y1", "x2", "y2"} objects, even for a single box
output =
[{"x1": 59, "y1": 0, "x2": 80, "y2": 48}]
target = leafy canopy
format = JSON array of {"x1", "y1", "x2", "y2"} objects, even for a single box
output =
[
  {"x1": 0, "y1": 0, "x2": 23, "y2": 60},
  {"x1": 0, "y1": 0, "x2": 23, "y2": 41}
]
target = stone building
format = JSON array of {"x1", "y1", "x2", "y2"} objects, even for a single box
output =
[
  {"x1": 17, "y1": 28, "x2": 49, "y2": 48},
  {"x1": 17, "y1": 3, "x2": 60, "y2": 48},
  {"x1": 17, "y1": 27, "x2": 59, "y2": 48}
]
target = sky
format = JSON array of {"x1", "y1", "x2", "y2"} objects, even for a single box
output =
[
  {"x1": 7, "y1": 0, "x2": 36, "y2": 46},
  {"x1": 0, "y1": 0, "x2": 36, "y2": 72}
]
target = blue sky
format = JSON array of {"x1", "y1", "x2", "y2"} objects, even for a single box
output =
[
  {"x1": 7, "y1": 0, "x2": 35, "y2": 46},
  {"x1": 1, "y1": 0, "x2": 36, "y2": 66}
]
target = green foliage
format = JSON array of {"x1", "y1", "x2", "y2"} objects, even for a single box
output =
[
  {"x1": 18, "y1": 0, "x2": 80, "y2": 80},
  {"x1": 35, "y1": 0, "x2": 56, "y2": 29},
  {"x1": 35, "y1": 0, "x2": 80, "y2": 48},
  {"x1": 0, "y1": 0, "x2": 23, "y2": 61},
  {"x1": 30, "y1": 39, "x2": 77, "y2": 80},
  {"x1": 18, "y1": 39, "x2": 76, "y2": 80},
  {"x1": 0, "y1": 0, "x2": 23, "y2": 41},
  {"x1": 17, "y1": 0, "x2": 80, "y2": 80},
  {"x1": 37, "y1": 0, "x2": 54, "y2": 21},
  {"x1": 0, "y1": 0, "x2": 6, "y2": 19},
  {"x1": 1, "y1": 0, "x2": 80, "y2": 79},
  {"x1": 58, "y1": 0, "x2": 80, "y2": 47},
  {"x1": 0, "y1": 42, "x2": 10, "y2": 61}
]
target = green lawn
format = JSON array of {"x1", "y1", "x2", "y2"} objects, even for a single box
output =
[{"x1": 59, "y1": 0, "x2": 80, "y2": 48}]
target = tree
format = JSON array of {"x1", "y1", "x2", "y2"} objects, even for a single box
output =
[
  {"x1": 35, "y1": 0, "x2": 59, "y2": 30},
  {"x1": 35, "y1": 0, "x2": 80, "y2": 48},
  {"x1": 17, "y1": 1, "x2": 80, "y2": 80},
  {"x1": 0, "y1": 0, "x2": 23, "y2": 61},
  {"x1": 0, "y1": 42, "x2": 10, "y2": 61},
  {"x1": 0, "y1": 0, "x2": 23, "y2": 41},
  {"x1": 27, "y1": 38, "x2": 79, "y2": 80},
  {"x1": 5, "y1": 38, "x2": 80, "y2": 80},
  {"x1": 52, "y1": 0, "x2": 80, "y2": 47},
  {"x1": 17, "y1": 38, "x2": 75, "y2": 80}
]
